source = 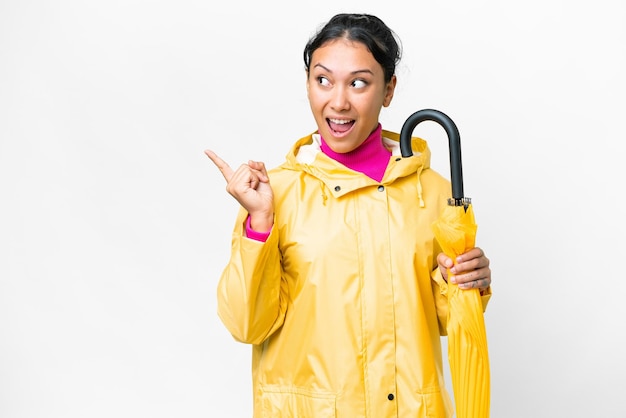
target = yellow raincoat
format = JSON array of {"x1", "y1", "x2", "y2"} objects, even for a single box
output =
[{"x1": 217, "y1": 130, "x2": 491, "y2": 417}]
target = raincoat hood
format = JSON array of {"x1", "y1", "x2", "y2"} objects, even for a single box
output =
[{"x1": 281, "y1": 129, "x2": 432, "y2": 205}]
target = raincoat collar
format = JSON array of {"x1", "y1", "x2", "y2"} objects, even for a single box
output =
[{"x1": 281, "y1": 129, "x2": 432, "y2": 200}]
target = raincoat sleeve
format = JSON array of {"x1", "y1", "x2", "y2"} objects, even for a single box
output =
[
  {"x1": 431, "y1": 267, "x2": 492, "y2": 336},
  {"x1": 216, "y1": 207, "x2": 288, "y2": 345}
]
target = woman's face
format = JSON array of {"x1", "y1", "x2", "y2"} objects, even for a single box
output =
[{"x1": 306, "y1": 38, "x2": 396, "y2": 154}]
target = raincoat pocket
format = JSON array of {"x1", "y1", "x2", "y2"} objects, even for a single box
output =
[
  {"x1": 415, "y1": 386, "x2": 451, "y2": 418},
  {"x1": 260, "y1": 385, "x2": 336, "y2": 418}
]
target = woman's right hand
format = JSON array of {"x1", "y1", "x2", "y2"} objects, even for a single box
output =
[{"x1": 205, "y1": 149, "x2": 274, "y2": 232}]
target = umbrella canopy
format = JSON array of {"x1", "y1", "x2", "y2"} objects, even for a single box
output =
[{"x1": 400, "y1": 109, "x2": 490, "y2": 417}]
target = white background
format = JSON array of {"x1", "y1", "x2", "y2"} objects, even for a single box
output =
[{"x1": 1, "y1": 1, "x2": 625, "y2": 417}]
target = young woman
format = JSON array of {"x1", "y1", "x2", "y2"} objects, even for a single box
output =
[{"x1": 206, "y1": 13, "x2": 492, "y2": 417}]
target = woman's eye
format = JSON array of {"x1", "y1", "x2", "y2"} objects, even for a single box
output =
[
  {"x1": 352, "y1": 79, "x2": 367, "y2": 88},
  {"x1": 317, "y1": 76, "x2": 331, "y2": 87}
]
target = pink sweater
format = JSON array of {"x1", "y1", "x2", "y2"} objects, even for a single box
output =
[
  {"x1": 319, "y1": 123, "x2": 390, "y2": 183},
  {"x1": 246, "y1": 124, "x2": 391, "y2": 241}
]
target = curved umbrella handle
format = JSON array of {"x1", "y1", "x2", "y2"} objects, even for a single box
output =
[{"x1": 399, "y1": 108, "x2": 466, "y2": 204}]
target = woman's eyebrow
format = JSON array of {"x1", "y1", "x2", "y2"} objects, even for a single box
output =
[{"x1": 313, "y1": 63, "x2": 374, "y2": 76}]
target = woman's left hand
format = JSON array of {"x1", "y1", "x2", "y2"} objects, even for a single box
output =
[{"x1": 437, "y1": 247, "x2": 491, "y2": 291}]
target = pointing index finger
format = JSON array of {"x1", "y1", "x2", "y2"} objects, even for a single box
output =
[{"x1": 204, "y1": 149, "x2": 234, "y2": 182}]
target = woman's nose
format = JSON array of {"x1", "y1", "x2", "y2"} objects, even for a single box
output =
[{"x1": 330, "y1": 86, "x2": 350, "y2": 111}]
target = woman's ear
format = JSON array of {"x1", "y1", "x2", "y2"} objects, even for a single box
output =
[
  {"x1": 383, "y1": 75, "x2": 397, "y2": 107},
  {"x1": 305, "y1": 69, "x2": 310, "y2": 97}
]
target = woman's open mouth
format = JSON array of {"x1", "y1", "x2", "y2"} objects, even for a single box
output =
[{"x1": 328, "y1": 118, "x2": 355, "y2": 135}]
